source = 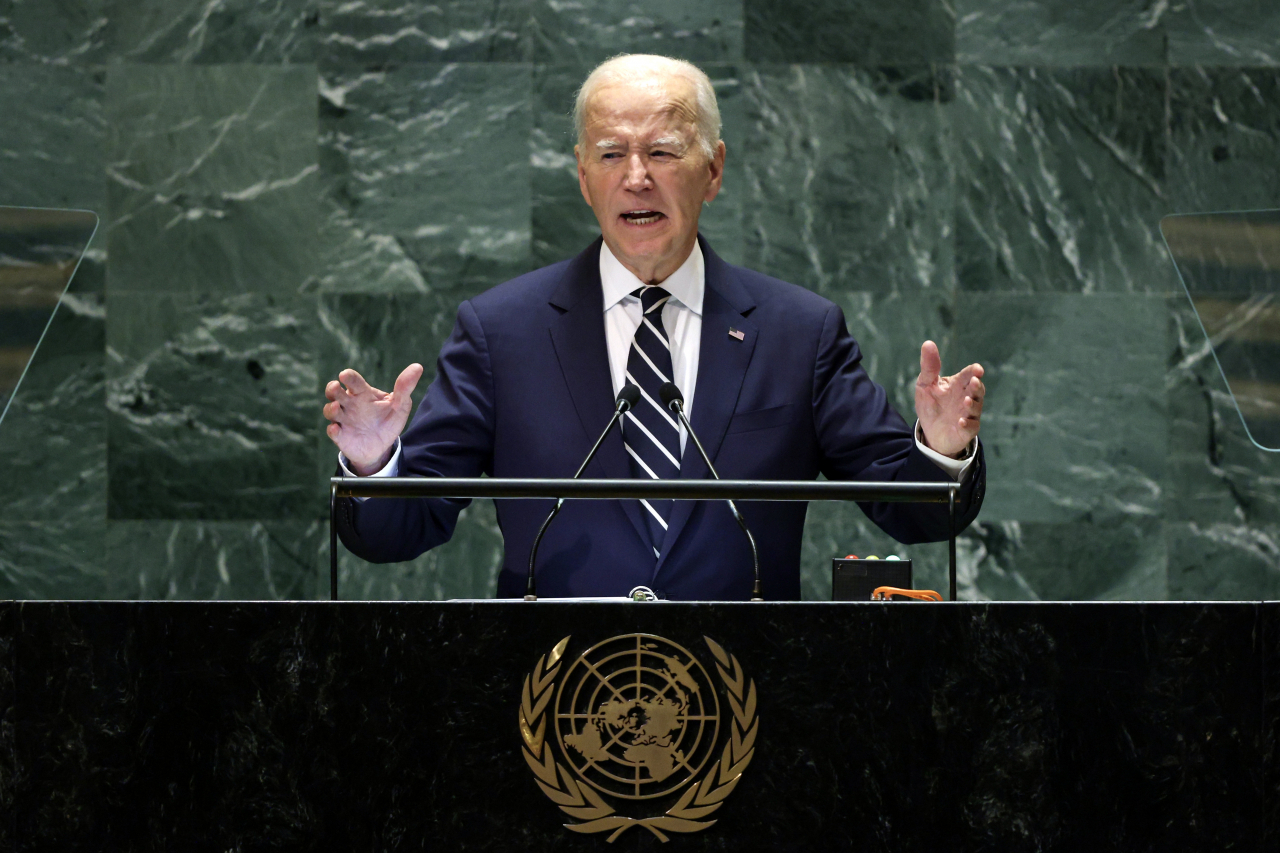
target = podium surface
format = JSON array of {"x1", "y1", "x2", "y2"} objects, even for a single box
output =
[{"x1": 3, "y1": 601, "x2": 1276, "y2": 851}]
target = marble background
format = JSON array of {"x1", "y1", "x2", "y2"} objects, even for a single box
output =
[{"x1": 1, "y1": 0, "x2": 1278, "y2": 601}]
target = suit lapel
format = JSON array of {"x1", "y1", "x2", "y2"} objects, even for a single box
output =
[
  {"x1": 547, "y1": 238, "x2": 649, "y2": 547},
  {"x1": 655, "y1": 239, "x2": 758, "y2": 574}
]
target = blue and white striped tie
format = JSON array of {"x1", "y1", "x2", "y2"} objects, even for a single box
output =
[{"x1": 624, "y1": 286, "x2": 682, "y2": 558}]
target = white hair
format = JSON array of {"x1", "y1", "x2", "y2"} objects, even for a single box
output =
[{"x1": 573, "y1": 54, "x2": 721, "y2": 161}]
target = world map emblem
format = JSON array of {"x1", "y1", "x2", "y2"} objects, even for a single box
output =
[{"x1": 519, "y1": 634, "x2": 758, "y2": 842}]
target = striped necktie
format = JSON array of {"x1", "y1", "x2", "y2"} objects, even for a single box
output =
[{"x1": 624, "y1": 285, "x2": 682, "y2": 557}]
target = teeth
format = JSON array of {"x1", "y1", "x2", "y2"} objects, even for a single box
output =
[{"x1": 624, "y1": 211, "x2": 661, "y2": 225}]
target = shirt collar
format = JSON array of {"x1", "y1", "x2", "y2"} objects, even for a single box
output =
[{"x1": 599, "y1": 239, "x2": 704, "y2": 317}]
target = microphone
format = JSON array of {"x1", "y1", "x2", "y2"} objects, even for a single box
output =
[
  {"x1": 659, "y1": 382, "x2": 763, "y2": 602},
  {"x1": 525, "y1": 384, "x2": 641, "y2": 600}
]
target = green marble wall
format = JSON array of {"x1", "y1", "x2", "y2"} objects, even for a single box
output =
[{"x1": 1, "y1": 0, "x2": 1278, "y2": 601}]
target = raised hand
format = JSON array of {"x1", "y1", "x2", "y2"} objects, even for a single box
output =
[
  {"x1": 324, "y1": 363, "x2": 424, "y2": 475},
  {"x1": 914, "y1": 341, "x2": 984, "y2": 459}
]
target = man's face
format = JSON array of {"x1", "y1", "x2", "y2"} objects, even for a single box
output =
[{"x1": 576, "y1": 76, "x2": 725, "y2": 284}]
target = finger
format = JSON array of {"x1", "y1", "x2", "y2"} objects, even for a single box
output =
[
  {"x1": 917, "y1": 341, "x2": 941, "y2": 386},
  {"x1": 338, "y1": 368, "x2": 372, "y2": 395},
  {"x1": 392, "y1": 362, "x2": 424, "y2": 407},
  {"x1": 967, "y1": 377, "x2": 985, "y2": 407},
  {"x1": 325, "y1": 379, "x2": 344, "y2": 401},
  {"x1": 969, "y1": 362, "x2": 985, "y2": 379},
  {"x1": 326, "y1": 422, "x2": 342, "y2": 443},
  {"x1": 323, "y1": 400, "x2": 342, "y2": 423},
  {"x1": 951, "y1": 363, "x2": 981, "y2": 390}
]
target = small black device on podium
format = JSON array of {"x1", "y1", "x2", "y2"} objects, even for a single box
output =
[{"x1": 831, "y1": 556, "x2": 913, "y2": 601}]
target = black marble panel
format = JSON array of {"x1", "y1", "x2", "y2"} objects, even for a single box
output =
[
  {"x1": 107, "y1": 0, "x2": 320, "y2": 63},
  {"x1": 106, "y1": 293, "x2": 319, "y2": 520},
  {"x1": 954, "y1": 293, "x2": 1168, "y2": 524},
  {"x1": 317, "y1": 0, "x2": 532, "y2": 63},
  {"x1": 531, "y1": 0, "x2": 743, "y2": 64},
  {"x1": 1265, "y1": 604, "x2": 1280, "y2": 849},
  {"x1": 0, "y1": 602, "x2": 13, "y2": 853},
  {"x1": 955, "y1": 0, "x2": 1169, "y2": 66},
  {"x1": 1167, "y1": 0, "x2": 1280, "y2": 66},
  {"x1": 531, "y1": 63, "x2": 745, "y2": 270},
  {"x1": 0, "y1": 0, "x2": 108, "y2": 64},
  {"x1": 954, "y1": 66, "x2": 1170, "y2": 294},
  {"x1": 745, "y1": 0, "x2": 954, "y2": 64},
  {"x1": 316, "y1": 63, "x2": 531, "y2": 294},
  {"x1": 742, "y1": 65, "x2": 953, "y2": 296},
  {"x1": 1166, "y1": 68, "x2": 1280, "y2": 213},
  {"x1": 105, "y1": 64, "x2": 319, "y2": 295},
  {"x1": 7, "y1": 602, "x2": 1270, "y2": 850}
]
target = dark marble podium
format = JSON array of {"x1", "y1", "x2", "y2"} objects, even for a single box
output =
[{"x1": 2, "y1": 601, "x2": 1276, "y2": 851}]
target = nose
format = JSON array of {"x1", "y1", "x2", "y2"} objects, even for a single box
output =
[{"x1": 623, "y1": 154, "x2": 651, "y2": 191}]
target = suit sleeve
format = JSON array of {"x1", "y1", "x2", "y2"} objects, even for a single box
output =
[
  {"x1": 812, "y1": 304, "x2": 984, "y2": 544},
  {"x1": 335, "y1": 300, "x2": 496, "y2": 563}
]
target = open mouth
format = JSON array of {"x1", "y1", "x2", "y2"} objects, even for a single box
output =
[{"x1": 620, "y1": 210, "x2": 664, "y2": 226}]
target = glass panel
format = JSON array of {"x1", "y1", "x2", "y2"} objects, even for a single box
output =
[
  {"x1": 0, "y1": 206, "x2": 98, "y2": 429},
  {"x1": 1161, "y1": 210, "x2": 1280, "y2": 452}
]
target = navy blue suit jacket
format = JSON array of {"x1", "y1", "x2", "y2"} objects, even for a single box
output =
[{"x1": 337, "y1": 237, "x2": 984, "y2": 600}]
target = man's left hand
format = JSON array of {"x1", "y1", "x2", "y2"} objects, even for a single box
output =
[{"x1": 915, "y1": 340, "x2": 984, "y2": 458}]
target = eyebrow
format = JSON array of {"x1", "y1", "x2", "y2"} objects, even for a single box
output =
[{"x1": 594, "y1": 136, "x2": 687, "y2": 151}]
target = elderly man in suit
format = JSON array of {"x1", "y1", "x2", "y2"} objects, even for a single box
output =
[{"x1": 323, "y1": 55, "x2": 986, "y2": 600}]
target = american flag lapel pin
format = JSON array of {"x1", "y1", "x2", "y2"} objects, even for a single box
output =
[{"x1": 728, "y1": 327, "x2": 745, "y2": 341}]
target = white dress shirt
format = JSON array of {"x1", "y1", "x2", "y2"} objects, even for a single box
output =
[
  {"x1": 600, "y1": 240, "x2": 701, "y2": 454},
  {"x1": 342, "y1": 241, "x2": 975, "y2": 482}
]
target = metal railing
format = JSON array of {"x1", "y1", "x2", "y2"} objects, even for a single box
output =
[{"x1": 329, "y1": 478, "x2": 960, "y2": 601}]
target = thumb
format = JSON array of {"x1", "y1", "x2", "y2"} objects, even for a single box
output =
[
  {"x1": 918, "y1": 341, "x2": 941, "y2": 386},
  {"x1": 392, "y1": 362, "x2": 424, "y2": 408}
]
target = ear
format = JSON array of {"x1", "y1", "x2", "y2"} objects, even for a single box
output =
[
  {"x1": 576, "y1": 144, "x2": 592, "y2": 207},
  {"x1": 703, "y1": 140, "x2": 726, "y2": 204}
]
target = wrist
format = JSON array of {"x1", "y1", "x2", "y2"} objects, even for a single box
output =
[
  {"x1": 916, "y1": 422, "x2": 968, "y2": 460},
  {"x1": 350, "y1": 445, "x2": 395, "y2": 476}
]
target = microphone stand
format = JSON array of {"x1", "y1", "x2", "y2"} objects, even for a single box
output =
[
  {"x1": 525, "y1": 386, "x2": 639, "y2": 600},
  {"x1": 661, "y1": 385, "x2": 763, "y2": 602}
]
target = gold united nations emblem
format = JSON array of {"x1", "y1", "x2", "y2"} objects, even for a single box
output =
[{"x1": 518, "y1": 633, "x2": 758, "y2": 842}]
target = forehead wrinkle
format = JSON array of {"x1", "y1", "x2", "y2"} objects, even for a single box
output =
[{"x1": 584, "y1": 86, "x2": 699, "y2": 131}]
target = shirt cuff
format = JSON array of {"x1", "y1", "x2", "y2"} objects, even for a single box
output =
[
  {"x1": 338, "y1": 438, "x2": 402, "y2": 500},
  {"x1": 913, "y1": 421, "x2": 977, "y2": 483}
]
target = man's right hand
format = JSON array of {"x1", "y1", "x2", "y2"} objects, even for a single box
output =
[{"x1": 324, "y1": 363, "x2": 424, "y2": 475}]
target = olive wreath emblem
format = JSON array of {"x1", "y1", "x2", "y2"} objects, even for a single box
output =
[{"x1": 519, "y1": 635, "x2": 758, "y2": 843}]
